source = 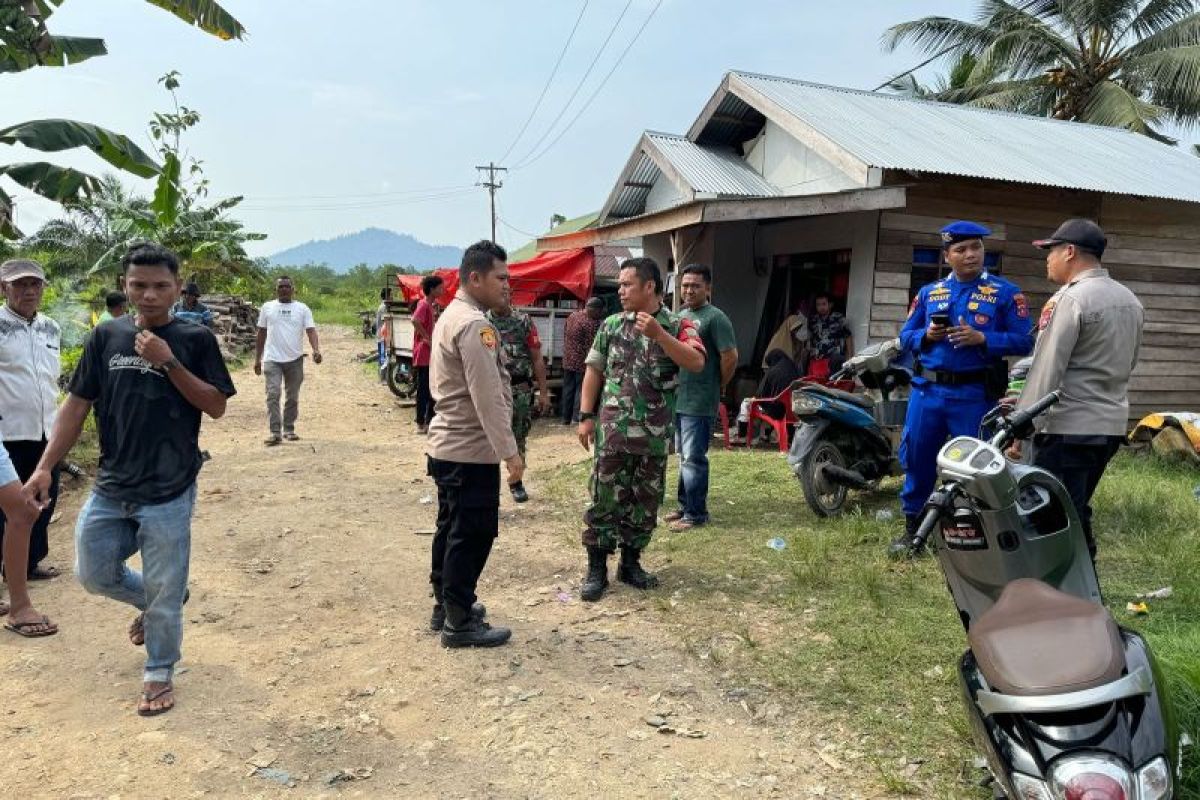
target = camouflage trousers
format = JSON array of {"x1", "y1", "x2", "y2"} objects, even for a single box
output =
[
  {"x1": 511, "y1": 384, "x2": 533, "y2": 458},
  {"x1": 583, "y1": 452, "x2": 667, "y2": 552}
]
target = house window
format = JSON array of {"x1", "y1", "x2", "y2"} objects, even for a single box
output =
[{"x1": 909, "y1": 247, "x2": 1003, "y2": 301}]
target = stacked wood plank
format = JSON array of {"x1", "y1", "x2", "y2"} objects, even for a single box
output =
[{"x1": 200, "y1": 294, "x2": 259, "y2": 361}]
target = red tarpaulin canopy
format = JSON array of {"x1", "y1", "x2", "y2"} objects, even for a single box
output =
[{"x1": 397, "y1": 247, "x2": 594, "y2": 307}]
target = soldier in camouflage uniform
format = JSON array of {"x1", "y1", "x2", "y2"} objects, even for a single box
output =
[
  {"x1": 576, "y1": 258, "x2": 706, "y2": 602},
  {"x1": 487, "y1": 301, "x2": 549, "y2": 502}
]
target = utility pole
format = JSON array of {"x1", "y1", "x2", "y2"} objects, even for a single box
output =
[{"x1": 475, "y1": 162, "x2": 507, "y2": 243}]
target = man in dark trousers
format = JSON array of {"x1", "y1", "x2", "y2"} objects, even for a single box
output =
[
  {"x1": 412, "y1": 274, "x2": 445, "y2": 434},
  {"x1": 0, "y1": 259, "x2": 62, "y2": 582},
  {"x1": 560, "y1": 297, "x2": 605, "y2": 425},
  {"x1": 25, "y1": 243, "x2": 236, "y2": 716},
  {"x1": 426, "y1": 240, "x2": 523, "y2": 648},
  {"x1": 1015, "y1": 219, "x2": 1143, "y2": 559}
]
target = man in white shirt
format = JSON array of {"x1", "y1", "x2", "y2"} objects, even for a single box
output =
[
  {"x1": 253, "y1": 276, "x2": 322, "y2": 445},
  {"x1": 0, "y1": 259, "x2": 63, "y2": 584}
]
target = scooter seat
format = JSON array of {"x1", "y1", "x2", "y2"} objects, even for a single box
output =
[
  {"x1": 968, "y1": 579, "x2": 1124, "y2": 697},
  {"x1": 800, "y1": 383, "x2": 873, "y2": 409}
]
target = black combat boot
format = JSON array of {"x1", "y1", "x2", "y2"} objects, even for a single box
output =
[
  {"x1": 429, "y1": 600, "x2": 487, "y2": 632},
  {"x1": 617, "y1": 546, "x2": 659, "y2": 589},
  {"x1": 509, "y1": 480, "x2": 529, "y2": 503},
  {"x1": 440, "y1": 604, "x2": 511, "y2": 648},
  {"x1": 579, "y1": 546, "x2": 609, "y2": 602},
  {"x1": 888, "y1": 514, "x2": 925, "y2": 559}
]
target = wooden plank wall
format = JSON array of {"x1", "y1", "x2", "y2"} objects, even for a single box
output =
[{"x1": 869, "y1": 177, "x2": 1200, "y2": 421}]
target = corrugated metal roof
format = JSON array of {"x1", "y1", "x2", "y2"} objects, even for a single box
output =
[
  {"x1": 645, "y1": 131, "x2": 779, "y2": 197},
  {"x1": 731, "y1": 71, "x2": 1200, "y2": 204}
]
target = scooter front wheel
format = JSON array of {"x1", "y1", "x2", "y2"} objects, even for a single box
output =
[{"x1": 800, "y1": 437, "x2": 849, "y2": 517}]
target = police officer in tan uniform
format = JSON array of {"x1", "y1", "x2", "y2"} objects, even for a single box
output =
[
  {"x1": 427, "y1": 240, "x2": 524, "y2": 648},
  {"x1": 1016, "y1": 219, "x2": 1143, "y2": 559}
]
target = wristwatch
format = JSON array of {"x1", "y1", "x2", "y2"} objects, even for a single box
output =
[
  {"x1": 161, "y1": 357, "x2": 181, "y2": 373},
  {"x1": 579, "y1": 411, "x2": 597, "y2": 422}
]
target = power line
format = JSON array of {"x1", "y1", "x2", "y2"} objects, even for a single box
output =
[
  {"x1": 509, "y1": 0, "x2": 635, "y2": 169},
  {"x1": 240, "y1": 188, "x2": 477, "y2": 213},
  {"x1": 241, "y1": 183, "x2": 476, "y2": 202},
  {"x1": 496, "y1": 0, "x2": 590, "y2": 165},
  {"x1": 514, "y1": 0, "x2": 663, "y2": 171}
]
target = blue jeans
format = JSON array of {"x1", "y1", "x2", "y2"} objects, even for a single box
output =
[
  {"x1": 75, "y1": 484, "x2": 197, "y2": 684},
  {"x1": 675, "y1": 414, "x2": 714, "y2": 523}
]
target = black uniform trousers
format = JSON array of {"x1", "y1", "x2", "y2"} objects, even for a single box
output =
[
  {"x1": 1032, "y1": 433, "x2": 1123, "y2": 558},
  {"x1": 0, "y1": 438, "x2": 59, "y2": 575},
  {"x1": 427, "y1": 457, "x2": 500, "y2": 613},
  {"x1": 413, "y1": 366, "x2": 434, "y2": 426}
]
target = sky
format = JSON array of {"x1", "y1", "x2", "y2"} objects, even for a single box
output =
[{"x1": 6, "y1": 0, "x2": 1158, "y2": 258}]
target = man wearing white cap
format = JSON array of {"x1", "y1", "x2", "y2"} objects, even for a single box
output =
[{"x1": 0, "y1": 259, "x2": 63, "y2": 584}]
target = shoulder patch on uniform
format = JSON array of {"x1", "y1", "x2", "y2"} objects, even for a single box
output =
[
  {"x1": 479, "y1": 326, "x2": 498, "y2": 350},
  {"x1": 1014, "y1": 293, "x2": 1029, "y2": 318},
  {"x1": 1038, "y1": 299, "x2": 1056, "y2": 331}
]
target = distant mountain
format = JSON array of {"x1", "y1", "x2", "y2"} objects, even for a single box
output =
[{"x1": 268, "y1": 227, "x2": 462, "y2": 271}]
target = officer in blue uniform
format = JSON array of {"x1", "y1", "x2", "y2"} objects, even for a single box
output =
[{"x1": 889, "y1": 221, "x2": 1034, "y2": 555}]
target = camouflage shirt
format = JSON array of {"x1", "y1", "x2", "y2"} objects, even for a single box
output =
[
  {"x1": 585, "y1": 306, "x2": 706, "y2": 456},
  {"x1": 486, "y1": 308, "x2": 541, "y2": 383},
  {"x1": 808, "y1": 311, "x2": 851, "y2": 359}
]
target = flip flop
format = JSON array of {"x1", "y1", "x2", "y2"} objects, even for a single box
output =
[
  {"x1": 137, "y1": 684, "x2": 175, "y2": 717},
  {"x1": 283, "y1": 432, "x2": 300, "y2": 441},
  {"x1": 5, "y1": 616, "x2": 58, "y2": 638},
  {"x1": 28, "y1": 565, "x2": 61, "y2": 580}
]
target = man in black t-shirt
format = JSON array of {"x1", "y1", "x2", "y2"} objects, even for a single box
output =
[{"x1": 24, "y1": 243, "x2": 235, "y2": 717}]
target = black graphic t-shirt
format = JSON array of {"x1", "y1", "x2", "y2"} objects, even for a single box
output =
[{"x1": 70, "y1": 315, "x2": 237, "y2": 504}]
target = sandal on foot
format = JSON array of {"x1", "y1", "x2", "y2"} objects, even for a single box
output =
[
  {"x1": 129, "y1": 613, "x2": 145, "y2": 646},
  {"x1": 283, "y1": 432, "x2": 300, "y2": 441},
  {"x1": 264, "y1": 435, "x2": 282, "y2": 446},
  {"x1": 137, "y1": 684, "x2": 174, "y2": 717},
  {"x1": 5, "y1": 616, "x2": 58, "y2": 638}
]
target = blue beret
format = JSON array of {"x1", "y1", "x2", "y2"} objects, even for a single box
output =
[{"x1": 940, "y1": 220, "x2": 991, "y2": 245}]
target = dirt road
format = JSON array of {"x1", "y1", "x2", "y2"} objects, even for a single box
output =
[{"x1": 1, "y1": 326, "x2": 874, "y2": 798}]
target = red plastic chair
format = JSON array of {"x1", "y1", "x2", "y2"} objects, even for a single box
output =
[{"x1": 746, "y1": 386, "x2": 795, "y2": 453}]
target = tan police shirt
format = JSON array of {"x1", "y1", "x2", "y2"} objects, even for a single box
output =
[
  {"x1": 427, "y1": 293, "x2": 518, "y2": 464},
  {"x1": 1019, "y1": 267, "x2": 1143, "y2": 436}
]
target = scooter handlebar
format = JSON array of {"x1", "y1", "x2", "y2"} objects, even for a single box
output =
[
  {"x1": 909, "y1": 507, "x2": 941, "y2": 553},
  {"x1": 989, "y1": 391, "x2": 1061, "y2": 449}
]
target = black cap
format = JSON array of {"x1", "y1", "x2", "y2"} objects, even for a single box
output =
[
  {"x1": 1033, "y1": 219, "x2": 1107, "y2": 257},
  {"x1": 183, "y1": 282, "x2": 202, "y2": 296}
]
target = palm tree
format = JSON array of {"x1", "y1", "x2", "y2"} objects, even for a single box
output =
[
  {"x1": 886, "y1": 53, "x2": 993, "y2": 99},
  {"x1": 0, "y1": 0, "x2": 245, "y2": 235},
  {"x1": 884, "y1": 0, "x2": 1200, "y2": 143}
]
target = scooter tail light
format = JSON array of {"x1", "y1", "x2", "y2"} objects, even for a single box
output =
[
  {"x1": 1048, "y1": 755, "x2": 1133, "y2": 800},
  {"x1": 1136, "y1": 756, "x2": 1172, "y2": 800},
  {"x1": 1010, "y1": 772, "x2": 1053, "y2": 800}
]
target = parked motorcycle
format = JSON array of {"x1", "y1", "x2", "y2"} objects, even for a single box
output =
[
  {"x1": 787, "y1": 338, "x2": 911, "y2": 516},
  {"x1": 907, "y1": 391, "x2": 1183, "y2": 800}
]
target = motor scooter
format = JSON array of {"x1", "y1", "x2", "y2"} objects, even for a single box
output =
[
  {"x1": 907, "y1": 391, "x2": 1184, "y2": 799},
  {"x1": 787, "y1": 339, "x2": 911, "y2": 516}
]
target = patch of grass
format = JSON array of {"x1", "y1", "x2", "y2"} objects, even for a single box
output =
[{"x1": 542, "y1": 450, "x2": 1200, "y2": 796}]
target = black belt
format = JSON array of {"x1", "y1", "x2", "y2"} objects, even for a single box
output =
[{"x1": 913, "y1": 363, "x2": 988, "y2": 386}]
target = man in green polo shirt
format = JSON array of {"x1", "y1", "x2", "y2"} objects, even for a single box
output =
[{"x1": 665, "y1": 263, "x2": 738, "y2": 531}]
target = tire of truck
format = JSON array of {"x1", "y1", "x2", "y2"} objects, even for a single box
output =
[
  {"x1": 799, "y1": 437, "x2": 849, "y2": 517},
  {"x1": 387, "y1": 360, "x2": 415, "y2": 399}
]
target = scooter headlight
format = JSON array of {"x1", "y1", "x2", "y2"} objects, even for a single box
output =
[
  {"x1": 1010, "y1": 772, "x2": 1053, "y2": 800},
  {"x1": 1048, "y1": 755, "x2": 1133, "y2": 800},
  {"x1": 792, "y1": 394, "x2": 823, "y2": 416},
  {"x1": 1136, "y1": 757, "x2": 1172, "y2": 800}
]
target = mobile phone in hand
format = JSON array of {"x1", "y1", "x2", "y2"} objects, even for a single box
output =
[{"x1": 930, "y1": 312, "x2": 950, "y2": 327}]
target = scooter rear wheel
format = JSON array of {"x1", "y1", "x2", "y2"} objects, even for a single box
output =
[
  {"x1": 387, "y1": 360, "x2": 415, "y2": 399},
  {"x1": 800, "y1": 438, "x2": 849, "y2": 517}
]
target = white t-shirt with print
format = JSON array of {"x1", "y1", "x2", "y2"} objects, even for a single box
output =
[{"x1": 257, "y1": 300, "x2": 315, "y2": 363}]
